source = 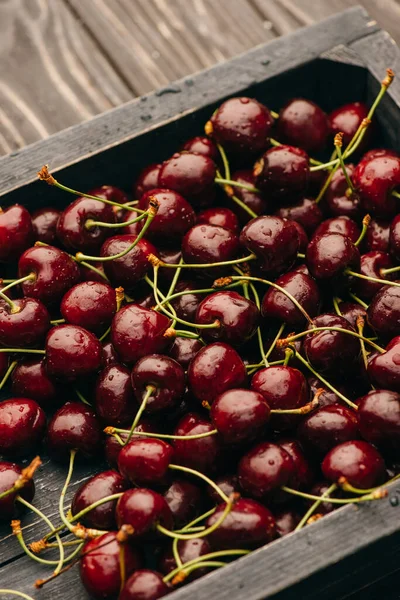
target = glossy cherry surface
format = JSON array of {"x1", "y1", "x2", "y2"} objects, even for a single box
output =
[
  {"x1": 254, "y1": 145, "x2": 309, "y2": 200},
  {"x1": 306, "y1": 232, "x2": 360, "y2": 284},
  {"x1": 324, "y1": 165, "x2": 361, "y2": 219},
  {"x1": 0, "y1": 398, "x2": 46, "y2": 456},
  {"x1": 31, "y1": 207, "x2": 61, "y2": 245},
  {"x1": 116, "y1": 488, "x2": 173, "y2": 535},
  {"x1": 389, "y1": 214, "x2": 400, "y2": 260},
  {"x1": 45, "y1": 324, "x2": 102, "y2": 380},
  {"x1": 367, "y1": 336, "x2": 400, "y2": 392},
  {"x1": 131, "y1": 354, "x2": 185, "y2": 413},
  {"x1": 312, "y1": 216, "x2": 360, "y2": 244},
  {"x1": 158, "y1": 152, "x2": 216, "y2": 204},
  {"x1": 352, "y1": 251, "x2": 393, "y2": 300},
  {"x1": 120, "y1": 570, "x2": 170, "y2": 600},
  {"x1": 353, "y1": 153, "x2": 400, "y2": 218},
  {"x1": 366, "y1": 217, "x2": 390, "y2": 252},
  {"x1": 170, "y1": 281, "x2": 203, "y2": 323},
  {"x1": 0, "y1": 297, "x2": 50, "y2": 348},
  {"x1": 275, "y1": 197, "x2": 323, "y2": 235},
  {"x1": 105, "y1": 421, "x2": 157, "y2": 469},
  {"x1": 322, "y1": 440, "x2": 386, "y2": 489},
  {"x1": 169, "y1": 337, "x2": 204, "y2": 369},
  {"x1": 357, "y1": 389, "x2": 400, "y2": 453},
  {"x1": 279, "y1": 439, "x2": 314, "y2": 491},
  {"x1": 47, "y1": 401, "x2": 102, "y2": 461},
  {"x1": 328, "y1": 101, "x2": 369, "y2": 147},
  {"x1": 60, "y1": 281, "x2": 117, "y2": 333},
  {"x1": 297, "y1": 404, "x2": 359, "y2": 455},
  {"x1": 11, "y1": 358, "x2": 58, "y2": 406},
  {"x1": 163, "y1": 480, "x2": 202, "y2": 527},
  {"x1": 277, "y1": 98, "x2": 328, "y2": 153},
  {"x1": 101, "y1": 235, "x2": 157, "y2": 290},
  {"x1": 173, "y1": 413, "x2": 220, "y2": 473},
  {"x1": 181, "y1": 224, "x2": 239, "y2": 268},
  {"x1": 134, "y1": 164, "x2": 161, "y2": 199},
  {"x1": 230, "y1": 170, "x2": 268, "y2": 221},
  {"x1": 57, "y1": 197, "x2": 115, "y2": 252},
  {"x1": 181, "y1": 136, "x2": 219, "y2": 160},
  {"x1": 0, "y1": 461, "x2": 35, "y2": 520},
  {"x1": 197, "y1": 207, "x2": 240, "y2": 234},
  {"x1": 367, "y1": 285, "x2": 400, "y2": 339},
  {"x1": 118, "y1": 438, "x2": 174, "y2": 486},
  {"x1": 95, "y1": 364, "x2": 136, "y2": 426},
  {"x1": 0, "y1": 205, "x2": 33, "y2": 263},
  {"x1": 238, "y1": 442, "x2": 293, "y2": 498}
]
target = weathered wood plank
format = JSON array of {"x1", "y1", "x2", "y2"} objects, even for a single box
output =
[{"x1": 0, "y1": 0, "x2": 131, "y2": 155}]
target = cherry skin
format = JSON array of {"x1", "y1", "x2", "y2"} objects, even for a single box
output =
[
  {"x1": 322, "y1": 440, "x2": 386, "y2": 489},
  {"x1": 160, "y1": 537, "x2": 210, "y2": 580},
  {"x1": 279, "y1": 439, "x2": 315, "y2": 491},
  {"x1": 275, "y1": 197, "x2": 323, "y2": 236},
  {"x1": 328, "y1": 101, "x2": 369, "y2": 147},
  {"x1": 238, "y1": 442, "x2": 293, "y2": 499},
  {"x1": 0, "y1": 398, "x2": 46, "y2": 457},
  {"x1": 297, "y1": 404, "x2": 359, "y2": 455},
  {"x1": 312, "y1": 216, "x2": 360, "y2": 244},
  {"x1": 306, "y1": 232, "x2": 360, "y2": 285},
  {"x1": 0, "y1": 205, "x2": 33, "y2": 262},
  {"x1": 357, "y1": 389, "x2": 400, "y2": 453},
  {"x1": 95, "y1": 364, "x2": 136, "y2": 426},
  {"x1": 240, "y1": 215, "x2": 299, "y2": 275},
  {"x1": 116, "y1": 488, "x2": 173, "y2": 535},
  {"x1": 197, "y1": 207, "x2": 240, "y2": 234},
  {"x1": 111, "y1": 304, "x2": 172, "y2": 364},
  {"x1": 131, "y1": 354, "x2": 185, "y2": 413},
  {"x1": 0, "y1": 297, "x2": 50, "y2": 348},
  {"x1": 158, "y1": 152, "x2": 216, "y2": 204},
  {"x1": 118, "y1": 438, "x2": 174, "y2": 486},
  {"x1": 31, "y1": 207, "x2": 61, "y2": 245},
  {"x1": 170, "y1": 281, "x2": 203, "y2": 323},
  {"x1": 367, "y1": 336, "x2": 400, "y2": 392},
  {"x1": 120, "y1": 570, "x2": 170, "y2": 600},
  {"x1": 208, "y1": 97, "x2": 273, "y2": 155},
  {"x1": 182, "y1": 136, "x2": 218, "y2": 160},
  {"x1": 277, "y1": 98, "x2": 328, "y2": 153},
  {"x1": 169, "y1": 337, "x2": 204, "y2": 369},
  {"x1": 306, "y1": 481, "x2": 339, "y2": 515},
  {"x1": 101, "y1": 235, "x2": 157, "y2": 290},
  {"x1": 353, "y1": 153, "x2": 400, "y2": 218},
  {"x1": 230, "y1": 170, "x2": 268, "y2": 222},
  {"x1": 274, "y1": 508, "x2": 301, "y2": 537},
  {"x1": 181, "y1": 224, "x2": 239, "y2": 269},
  {"x1": 292, "y1": 221, "x2": 308, "y2": 252},
  {"x1": 11, "y1": 358, "x2": 59, "y2": 407},
  {"x1": 60, "y1": 281, "x2": 117, "y2": 333},
  {"x1": 337, "y1": 302, "x2": 366, "y2": 330},
  {"x1": 163, "y1": 480, "x2": 202, "y2": 527},
  {"x1": 207, "y1": 474, "x2": 239, "y2": 504},
  {"x1": 367, "y1": 285, "x2": 400, "y2": 339},
  {"x1": 210, "y1": 388, "x2": 270, "y2": 444},
  {"x1": 351, "y1": 251, "x2": 393, "y2": 300},
  {"x1": 324, "y1": 165, "x2": 361, "y2": 220},
  {"x1": 47, "y1": 401, "x2": 102, "y2": 462},
  {"x1": 57, "y1": 196, "x2": 116, "y2": 252},
  {"x1": 0, "y1": 461, "x2": 35, "y2": 521},
  {"x1": 80, "y1": 531, "x2": 141, "y2": 600},
  {"x1": 105, "y1": 421, "x2": 158, "y2": 469},
  {"x1": 366, "y1": 218, "x2": 390, "y2": 252},
  {"x1": 254, "y1": 145, "x2": 309, "y2": 201},
  {"x1": 71, "y1": 470, "x2": 128, "y2": 530},
  {"x1": 45, "y1": 324, "x2": 102, "y2": 380},
  {"x1": 389, "y1": 214, "x2": 400, "y2": 260},
  {"x1": 261, "y1": 270, "x2": 321, "y2": 328},
  {"x1": 173, "y1": 413, "x2": 220, "y2": 474},
  {"x1": 188, "y1": 342, "x2": 246, "y2": 403},
  {"x1": 134, "y1": 163, "x2": 161, "y2": 199},
  {"x1": 196, "y1": 291, "x2": 259, "y2": 347},
  {"x1": 307, "y1": 376, "x2": 352, "y2": 409},
  {"x1": 102, "y1": 341, "x2": 119, "y2": 368}
]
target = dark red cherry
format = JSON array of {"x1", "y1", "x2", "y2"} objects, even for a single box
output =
[
  {"x1": 275, "y1": 197, "x2": 323, "y2": 236},
  {"x1": 292, "y1": 221, "x2": 308, "y2": 253},
  {"x1": 0, "y1": 398, "x2": 45, "y2": 456},
  {"x1": 169, "y1": 337, "x2": 204, "y2": 369},
  {"x1": 240, "y1": 215, "x2": 299, "y2": 275},
  {"x1": 274, "y1": 508, "x2": 301, "y2": 536},
  {"x1": 367, "y1": 285, "x2": 400, "y2": 339},
  {"x1": 261, "y1": 270, "x2": 320, "y2": 328},
  {"x1": 111, "y1": 304, "x2": 172, "y2": 364},
  {"x1": 197, "y1": 207, "x2": 239, "y2": 234},
  {"x1": 322, "y1": 440, "x2": 386, "y2": 489},
  {"x1": 207, "y1": 474, "x2": 239, "y2": 504},
  {"x1": 181, "y1": 136, "x2": 218, "y2": 161},
  {"x1": 102, "y1": 341, "x2": 119, "y2": 368},
  {"x1": 196, "y1": 291, "x2": 259, "y2": 346},
  {"x1": 121, "y1": 210, "x2": 142, "y2": 236},
  {"x1": 351, "y1": 251, "x2": 393, "y2": 300},
  {"x1": 328, "y1": 101, "x2": 369, "y2": 147},
  {"x1": 57, "y1": 197, "x2": 116, "y2": 252},
  {"x1": 160, "y1": 538, "x2": 210, "y2": 580},
  {"x1": 0, "y1": 297, "x2": 50, "y2": 348},
  {"x1": 138, "y1": 189, "x2": 196, "y2": 246},
  {"x1": 208, "y1": 97, "x2": 273, "y2": 155},
  {"x1": 297, "y1": 404, "x2": 359, "y2": 455},
  {"x1": 0, "y1": 461, "x2": 35, "y2": 521},
  {"x1": 45, "y1": 324, "x2": 102, "y2": 380},
  {"x1": 80, "y1": 531, "x2": 141, "y2": 600},
  {"x1": 170, "y1": 281, "x2": 203, "y2": 323},
  {"x1": 277, "y1": 98, "x2": 328, "y2": 153},
  {"x1": 188, "y1": 342, "x2": 246, "y2": 403},
  {"x1": 173, "y1": 413, "x2": 220, "y2": 473},
  {"x1": 366, "y1": 218, "x2": 390, "y2": 252},
  {"x1": 158, "y1": 248, "x2": 182, "y2": 283},
  {"x1": 238, "y1": 442, "x2": 293, "y2": 498},
  {"x1": 307, "y1": 376, "x2": 351, "y2": 408},
  {"x1": 389, "y1": 214, "x2": 400, "y2": 260},
  {"x1": 357, "y1": 389, "x2": 400, "y2": 453},
  {"x1": 339, "y1": 302, "x2": 367, "y2": 330},
  {"x1": 120, "y1": 570, "x2": 170, "y2": 600},
  {"x1": 116, "y1": 488, "x2": 173, "y2": 535},
  {"x1": 91, "y1": 185, "x2": 129, "y2": 206},
  {"x1": 60, "y1": 281, "x2": 117, "y2": 333},
  {"x1": 118, "y1": 438, "x2": 173, "y2": 486},
  {"x1": 353, "y1": 153, "x2": 400, "y2": 218},
  {"x1": 306, "y1": 232, "x2": 360, "y2": 284},
  {"x1": 131, "y1": 354, "x2": 185, "y2": 413},
  {"x1": 11, "y1": 359, "x2": 58, "y2": 407},
  {"x1": 134, "y1": 164, "x2": 161, "y2": 199},
  {"x1": 105, "y1": 421, "x2": 158, "y2": 469},
  {"x1": 158, "y1": 152, "x2": 216, "y2": 204},
  {"x1": 254, "y1": 145, "x2": 309, "y2": 200},
  {"x1": 0, "y1": 205, "x2": 33, "y2": 263},
  {"x1": 306, "y1": 481, "x2": 339, "y2": 514},
  {"x1": 312, "y1": 216, "x2": 360, "y2": 244},
  {"x1": 71, "y1": 470, "x2": 128, "y2": 530},
  {"x1": 324, "y1": 165, "x2": 361, "y2": 219},
  {"x1": 101, "y1": 235, "x2": 157, "y2": 290},
  {"x1": 279, "y1": 439, "x2": 315, "y2": 491},
  {"x1": 367, "y1": 336, "x2": 400, "y2": 392},
  {"x1": 163, "y1": 480, "x2": 202, "y2": 527},
  {"x1": 207, "y1": 498, "x2": 276, "y2": 549},
  {"x1": 181, "y1": 224, "x2": 239, "y2": 269},
  {"x1": 359, "y1": 149, "x2": 399, "y2": 163},
  {"x1": 47, "y1": 401, "x2": 102, "y2": 461},
  {"x1": 18, "y1": 245, "x2": 80, "y2": 307},
  {"x1": 95, "y1": 364, "x2": 136, "y2": 426},
  {"x1": 31, "y1": 207, "x2": 61, "y2": 245},
  {"x1": 210, "y1": 388, "x2": 270, "y2": 444},
  {"x1": 230, "y1": 170, "x2": 268, "y2": 222},
  {"x1": 79, "y1": 260, "x2": 108, "y2": 284}
]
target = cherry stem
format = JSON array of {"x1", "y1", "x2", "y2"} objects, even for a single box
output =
[
  {"x1": 295, "y1": 483, "x2": 337, "y2": 531},
  {"x1": 165, "y1": 258, "x2": 184, "y2": 301},
  {"x1": 392, "y1": 190, "x2": 400, "y2": 200},
  {"x1": 0, "y1": 456, "x2": 41, "y2": 501},
  {"x1": 85, "y1": 211, "x2": 147, "y2": 230},
  {"x1": 0, "y1": 591, "x2": 35, "y2": 600},
  {"x1": 230, "y1": 193, "x2": 258, "y2": 219},
  {"x1": 339, "y1": 473, "x2": 399, "y2": 495},
  {"x1": 281, "y1": 486, "x2": 384, "y2": 504},
  {"x1": 332, "y1": 297, "x2": 342, "y2": 316},
  {"x1": 270, "y1": 397, "x2": 318, "y2": 415},
  {"x1": 80, "y1": 260, "x2": 110, "y2": 282},
  {"x1": 334, "y1": 133, "x2": 355, "y2": 193},
  {"x1": 50, "y1": 318, "x2": 65, "y2": 325},
  {"x1": 58, "y1": 450, "x2": 77, "y2": 534},
  {"x1": 247, "y1": 280, "x2": 268, "y2": 367},
  {"x1": 168, "y1": 464, "x2": 230, "y2": 504},
  {"x1": 346, "y1": 269, "x2": 400, "y2": 290},
  {"x1": 150, "y1": 253, "x2": 256, "y2": 269},
  {"x1": 170, "y1": 507, "x2": 216, "y2": 569},
  {"x1": 348, "y1": 292, "x2": 369, "y2": 309},
  {"x1": 357, "y1": 316, "x2": 369, "y2": 370},
  {"x1": 270, "y1": 110, "x2": 279, "y2": 120},
  {"x1": 108, "y1": 427, "x2": 218, "y2": 441},
  {"x1": 166, "y1": 549, "x2": 250, "y2": 585},
  {"x1": 264, "y1": 323, "x2": 286, "y2": 366},
  {"x1": 153, "y1": 281, "x2": 242, "y2": 312},
  {"x1": 214, "y1": 177, "x2": 260, "y2": 194},
  {"x1": 0, "y1": 273, "x2": 36, "y2": 314},
  {"x1": 74, "y1": 387, "x2": 91, "y2": 406},
  {"x1": 381, "y1": 264, "x2": 400, "y2": 275},
  {"x1": 0, "y1": 349, "x2": 45, "y2": 355},
  {"x1": 119, "y1": 544, "x2": 126, "y2": 592},
  {"x1": 281, "y1": 326, "x2": 385, "y2": 354},
  {"x1": 354, "y1": 214, "x2": 371, "y2": 247},
  {"x1": 283, "y1": 347, "x2": 292, "y2": 366},
  {"x1": 217, "y1": 144, "x2": 231, "y2": 180},
  {"x1": 0, "y1": 360, "x2": 17, "y2": 391},
  {"x1": 125, "y1": 385, "x2": 155, "y2": 444},
  {"x1": 297, "y1": 252, "x2": 305, "y2": 259}
]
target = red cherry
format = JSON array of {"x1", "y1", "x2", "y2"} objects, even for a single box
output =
[
  {"x1": 105, "y1": 421, "x2": 158, "y2": 469},
  {"x1": 0, "y1": 461, "x2": 35, "y2": 521},
  {"x1": 328, "y1": 102, "x2": 369, "y2": 147},
  {"x1": 312, "y1": 215, "x2": 360, "y2": 244},
  {"x1": 60, "y1": 281, "x2": 117, "y2": 333},
  {"x1": 120, "y1": 570, "x2": 170, "y2": 600},
  {"x1": 57, "y1": 197, "x2": 116, "y2": 251},
  {"x1": 353, "y1": 153, "x2": 400, "y2": 218},
  {"x1": 306, "y1": 232, "x2": 360, "y2": 285},
  {"x1": 0, "y1": 205, "x2": 33, "y2": 263},
  {"x1": 197, "y1": 207, "x2": 240, "y2": 234},
  {"x1": 0, "y1": 398, "x2": 45, "y2": 457},
  {"x1": 31, "y1": 207, "x2": 61, "y2": 245},
  {"x1": 181, "y1": 136, "x2": 219, "y2": 160},
  {"x1": 134, "y1": 164, "x2": 161, "y2": 199},
  {"x1": 118, "y1": 438, "x2": 174, "y2": 486},
  {"x1": 367, "y1": 285, "x2": 400, "y2": 339},
  {"x1": 11, "y1": 358, "x2": 58, "y2": 407},
  {"x1": 324, "y1": 165, "x2": 361, "y2": 219},
  {"x1": 47, "y1": 401, "x2": 102, "y2": 461},
  {"x1": 181, "y1": 224, "x2": 239, "y2": 269},
  {"x1": 101, "y1": 235, "x2": 157, "y2": 290},
  {"x1": 173, "y1": 413, "x2": 220, "y2": 473},
  {"x1": 160, "y1": 538, "x2": 210, "y2": 580},
  {"x1": 274, "y1": 508, "x2": 301, "y2": 537},
  {"x1": 297, "y1": 404, "x2": 359, "y2": 455},
  {"x1": 351, "y1": 251, "x2": 393, "y2": 300},
  {"x1": 158, "y1": 152, "x2": 216, "y2": 204},
  {"x1": 254, "y1": 145, "x2": 309, "y2": 201},
  {"x1": 389, "y1": 214, "x2": 400, "y2": 260},
  {"x1": 45, "y1": 324, "x2": 102, "y2": 380},
  {"x1": 367, "y1": 336, "x2": 400, "y2": 392},
  {"x1": 168, "y1": 337, "x2": 204, "y2": 369},
  {"x1": 357, "y1": 389, "x2": 400, "y2": 453},
  {"x1": 275, "y1": 197, "x2": 323, "y2": 236},
  {"x1": 115, "y1": 488, "x2": 173, "y2": 535},
  {"x1": 321, "y1": 440, "x2": 386, "y2": 489},
  {"x1": 163, "y1": 480, "x2": 202, "y2": 527},
  {"x1": 366, "y1": 217, "x2": 390, "y2": 252},
  {"x1": 0, "y1": 297, "x2": 50, "y2": 348},
  {"x1": 230, "y1": 170, "x2": 268, "y2": 222},
  {"x1": 279, "y1": 439, "x2": 315, "y2": 491},
  {"x1": 277, "y1": 98, "x2": 328, "y2": 153},
  {"x1": 101, "y1": 341, "x2": 119, "y2": 368},
  {"x1": 95, "y1": 364, "x2": 136, "y2": 426},
  {"x1": 238, "y1": 442, "x2": 293, "y2": 498},
  {"x1": 131, "y1": 354, "x2": 185, "y2": 413},
  {"x1": 138, "y1": 189, "x2": 196, "y2": 246}
]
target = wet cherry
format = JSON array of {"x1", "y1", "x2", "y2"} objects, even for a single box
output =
[
  {"x1": 31, "y1": 207, "x2": 61, "y2": 245},
  {"x1": 322, "y1": 440, "x2": 386, "y2": 489},
  {"x1": 0, "y1": 398, "x2": 46, "y2": 457},
  {"x1": 60, "y1": 281, "x2": 117, "y2": 333},
  {"x1": 45, "y1": 324, "x2": 103, "y2": 380},
  {"x1": 277, "y1": 98, "x2": 328, "y2": 153}
]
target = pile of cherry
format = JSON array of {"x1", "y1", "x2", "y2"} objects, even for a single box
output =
[{"x1": 0, "y1": 67, "x2": 400, "y2": 600}]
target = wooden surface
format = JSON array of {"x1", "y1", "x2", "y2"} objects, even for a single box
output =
[{"x1": 1, "y1": 0, "x2": 400, "y2": 156}]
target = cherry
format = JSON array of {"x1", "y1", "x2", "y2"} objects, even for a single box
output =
[
  {"x1": 116, "y1": 488, "x2": 173, "y2": 535},
  {"x1": 80, "y1": 531, "x2": 141, "y2": 600},
  {"x1": 0, "y1": 205, "x2": 33, "y2": 262},
  {"x1": 312, "y1": 216, "x2": 360, "y2": 244},
  {"x1": 158, "y1": 248, "x2": 182, "y2": 283},
  {"x1": 230, "y1": 170, "x2": 268, "y2": 221},
  {"x1": 0, "y1": 297, "x2": 50, "y2": 348},
  {"x1": 45, "y1": 324, "x2": 102, "y2": 380},
  {"x1": 169, "y1": 337, "x2": 204, "y2": 369},
  {"x1": 305, "y1": 481, "x2": 339, "y2": 514},
  {"x1": 120, "y1": 210, "x2": 142, "y2": 236},
  {"x1": 57, "y1": 196, "x2": 116, "y2": 252},
  {"x1": 181, "y1": 136, "x2": 218, "y2": 161},
  {"x1": 207, "y1": 97, "x2": 273, "y2": 155},
  {"x1": 254, "y1": 145, "x2": 309, "y2": 201},
  {"x1": 367, "y1": 336, "x2": 400, "y2": 392},
  {"x1": 158, "y1": 152, "x2": 216, "y2": 205},
  {"x1": 118, "y1": 438, "x2": 173, "y2": 486},
  {"x1": 31, "y1": 207, "x2": 61, "y2": 245},
  {"x1": 102, "y1": 341, "x2": 119, "y2": 368},
  {"x1": 0, "y1": 461, "x2": 35, "y2": 520},
  {"x1": 101, "y1": 235, "x2": 157, "y2": 290},
  {"x1": 120, "y1": 570, "x2": 170, "y2": 600},
  {"x1": 95, "y1": 364, "x2": 136, "y2": 426},
  {"x1": 197, "y1": 207, "x2": 240, "y2": 234},
  {"x1": 279, "y1": 439, "x2": 315, "y2": 491},
  {"x1": 196, "y1": 291, "x2": 259, "y2": 346},
  {"x1": 328, "y1": 101, "x2": 369, "y2": 147},
  {"x1": 306, "y1": 233, "x2": 360, "y2": 285},
  {"x1": 79, "y1": 260, "x2": 108, "y2": 284},
  {"x1": 367, "y1": 284, "x2": 400, "y2": 339},
  {"x1": 111, "y1": 304, "x2": 172, "y2": 364},
  {"x1": 357, "y1": 389, "x2": 400, "y2": 453},
  {"x1": 134, "y1": 164, "x2": 161, "y2": 199},
  {"x1": 170, "y1": 281, "x2": 203, "y2": 323},
  {"x1": 207, "y1": 474, "x2": 239, "y2": 504},
  {"x1": 163, "y1": 480, "x2": 202, "y2": 527},
  {"x1": 292, "y1": 221, "x2": 308, "y2": 252},
  {"x1": 0, "y1": 398, "x2": 45, "y2": 456},
  {"x1": 160, "y1": 538, "x2": 210, "y2": 580},
  {"x1": 181, "y1": 224, "x2": 239, "y2": 269},
  {"x1": 60, "y1": 281, "x2": 117, "y2": 333},
  {"x1": 11, "y1": 358, "x2": 58, "y2": 406},
  {"x1": 238, "y1": 442, "x2": 293, "y2": 498},
  {"x1": 188, "y1": 342, "x2": 246, "y2": 403},
  {"x1": 339, "y1": 302, "x2": 367, "y2": 330},
  {"x1": 389, "y1": 214, "x2": 400, "y2": 260},
  {"x1": 324, "y1": 165, "x2": 361, "y2": 219},
  {"x1": 240, "y1": 215, "x2": 299, "y2": 275},
  {"x1": 210, "y1": 388, "x2": 270, "y2": 444},
  {"x1": 351, "y1": 251, "x2": 393, "y2": 300},
  {"x1": 307, "y1": 376, "x2": 351, "y2": 408},
  {"x1": 353, "y1": 153, "x2": 400, "y2": 218},
  {"x1": 275, "y1": 197, "x2": 323, "y2": 236},
  {"x1": 322, "y1": 440, "x2": 386, "y2": 489},
  {"x1": 297, "y1": 404, "x2": 359, "y2": 455},
  {"x1": 47, "y1": 401, "x2": 102, "y2": 461},
  {"x1": 18, "y1": 245, "x2": 80, "y2": 307},
  {"x1": 105, "y1": 421, "x2": 157, "y2": 469},
  {"x1": 138, "y1": 189, "x2": 196, "y2": 246},
  {"x1": 173, "y1": 413, "x2": 220, "y2": 473},
  {"x1": 131, "y1": 354, "x2": 185, "y2": 413},
  {"x1": 261, "y1": 270, "x2": 320, "y2": 328},
  {"x1": 91, "y1": 185, "x2": 129, "y2": 206},
  {"x1": 274, "y1": 508, "x2": 301, "y2": 536},
  {"x1": 365, "y1": 217, "x2": 390, "y2": 252},
  {"x1": 71, "y1": 470, "x2": 128, "y2": 530},
  {"x1": 277, "y1": 98, "x2": 328, "y2": 153}
]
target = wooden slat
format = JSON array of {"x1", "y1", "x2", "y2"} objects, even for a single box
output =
[{"x1": 0, "y1": 0, "x2": 131, "y2": 155}]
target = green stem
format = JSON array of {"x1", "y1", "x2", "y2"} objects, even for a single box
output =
[
  {"x1": 74, "y1": 387, "x2": 91, "y2": 406},
  {"x1": 335, "y1": 138, "x2": 355, "y2": 192},
  {"x1": 0, "y1": 360, "x2": 17, "y2": 391},
  {"x1": 354, "y1": 215, "x2": 371, "y2": 247},
  {"x1": 281, "y1": 486, "x2": 381, "y2": 504},
  {"x1": 85, "y1": 211, "x2": 146, "y2": 230},
  {"x1": 0, "y1": 273, "x2": 36, "y2": 295},
  {"x1": 283, "y1": 326, "x2": 385, "y2": 354},
  {"x1": 0, "y1": 590, "x2": 36, "y2": 600},
  {"x1": 230, "y1": 193, "x2": 257, "y2": 219},
  {"x1": 156, "y1": 253, "x2": 256, "y2": 269},
  {"x1": 264, "y1": 323, "x2": 285, "y2": 364},
  {"x1": 380, "y1": 263, "x2": 400, "y2": 275},
  {"x1": 0, "y1": 349, "x2": 45, "y2": 355},
  {"x1": 153, "y1": 282, "x2": 242, "y2": 311},
  {"x1": 111, "y1": 429, "x2": 218, "y2": 441},
  {"x1": 50, "y1": 318, "x2": 65, "y2": 325},
  {"x1": 125, "y1": 386, "x2": 155, "y2": 444},
  {"x1": 217, "y1": 144, "x2": 230, "y2": 180},
  {"x1": 283, "y1": 347, "x2": 292, "y2": 367},
  {"x1": 169, "y1": 464, "x2": 229, "y2": 504},
  {"x1": 79, "y1": 260, "x2": 110, "y2": 282},
  {"x1": 349, "y1": 292, "x2": 368, "y2": 309},
  {"x1": 347, "y1": 269, "x2": 400, "y2": 290},
  {"x1": 332, "y1": 297, "x2": 342, "y2": 316},
  {"x1": 214, "y1": 177, "x2": 260, "y2": 194},
  {"x1": 295, "y1": 483, "x2": 337, "y2": 531},
  {"x1": 59, "y1": 450, "x2": 77, "y2": 534}
]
